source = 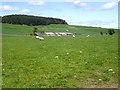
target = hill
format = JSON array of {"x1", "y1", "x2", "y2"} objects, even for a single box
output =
[
  {"x1": 2, "y1": 14, "x2": 68, "y2": 26},
  {"x1": 2, "y1": 24, "x2": 118, "y2": 36}
]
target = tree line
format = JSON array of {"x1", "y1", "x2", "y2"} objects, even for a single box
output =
[
  {"x1": 2, "y1": 14, "x2": 68, "y2": 26},
  {"x1": 100, "y1": 29, "x2": 116, "y2": 35}
]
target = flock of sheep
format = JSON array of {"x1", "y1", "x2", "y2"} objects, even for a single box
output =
[
  {"x1": 35, "y1": 34, "x2": 76, "y2": 41},
  {"x1": 35, "y1": 34, "x2": 91, "y2": 41}
]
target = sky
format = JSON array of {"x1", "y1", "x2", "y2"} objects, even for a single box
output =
[{"x1": 0, "y1": 0, "x2": 119, "y2": 29}]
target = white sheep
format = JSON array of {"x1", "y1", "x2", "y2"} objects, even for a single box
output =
[
  {"x1": 86, "y1": 35, "x2": 90, "y2": 37},
  {"x1": 36, "y1": 36, "x2": 40, "y2": 39},
  {"x1": 39, "y1": 37, "x2": 44, "y2": 40},
  {"x1": 36, "y1": 36, "x2": 44, "y2": 40},
  {"x1": 72, "y1": 34, "x2": 75, "y2": 38},
  {"x1": 66, "y1": 29, "x2": 69, "y2": 32}
]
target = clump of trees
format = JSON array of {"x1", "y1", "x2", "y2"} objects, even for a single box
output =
[
  {"x1": 100, "y1": 29, "x2": 115, "y2": 36},
  {"x1": 100, "y1": 32, "x2": 103, "y2": 35},
  {"x1": 30, "y1": 27, "x2": 45, "y2": 36},
  {"x1": 33, "y1": 27, "x2": 38, "y2": 36},
  {"x1": 2, "y1": 14, "x2": 68, "y2": 26},
  {"x1": 108, "y1": 29, "x2": 115, "y2": 35}
]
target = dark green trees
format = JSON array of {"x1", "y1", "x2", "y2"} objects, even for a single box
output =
[
  {"x1": 2, "y1": 14, "x2": 68, "y2": 26},
  {"x1": 108, "y1": 29, "x2": 115, "y2": 35},
  {"x1": 100, "y1": 32, "x2": 103, "y2": 35}
]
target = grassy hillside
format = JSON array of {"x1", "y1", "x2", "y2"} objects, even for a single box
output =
[
  {"x1": 2, "y1": 24, "x2": 32, "y2": 35},
  {"x1": 2, "y1": 24, "x2": 118, "y2": 35},
  {"x1": 2, "y1": 24, "x2": 118, "y2": 88}
]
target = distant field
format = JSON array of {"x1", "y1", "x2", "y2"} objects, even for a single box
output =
[
  {"x1": 3, "y1": 23, "x2": 118, "y2": 35},
  {"x1": 2, "y1": 24, "x2": 118, "y2": 88}
]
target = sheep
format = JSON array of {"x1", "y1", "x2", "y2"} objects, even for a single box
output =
[
  {"x1": 72, "y1": 34, "x2": 75, "y2": 38},
  {"x1": 39, "y1": 37, "x2": 44, "y2": 40},
  {"x1": 86, "y1": 35, "x2": 90, "y2": 37},
  {"x1": 35, "y1": 36, "x2": 44, "y2": 40},
  {"x1": 66, "y1": 29, "x2": 69, "y2": 32},
  {"x1": 36, "y1": 36, "x2": 40, "y2": 39}
]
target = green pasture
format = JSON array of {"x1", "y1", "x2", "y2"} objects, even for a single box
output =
[
  {"x1": 2, "y1": 24, "x2": 118, "y2": 88},
  {"x1": 3, "y1": 24, "x2": 118, "y2": 35}
]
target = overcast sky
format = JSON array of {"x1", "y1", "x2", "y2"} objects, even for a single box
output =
[{"x1": 0, "y1": 0, "x2": 119, "y2": 29}]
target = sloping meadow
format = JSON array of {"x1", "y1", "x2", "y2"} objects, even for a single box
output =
[{"x1": 2, "y1": 24, "x2": 118, "y2": 88}]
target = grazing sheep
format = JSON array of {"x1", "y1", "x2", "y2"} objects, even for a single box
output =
[
  {"x1": 66, "y1": 30, "x2": 69, "y2": 32},
  {"x1": 36, "y1": 36, "x2": 40, "y2": 39},
  {"x1": 72, "y1": 34, "x2": 75, "y2": 38},
  {"x1": 36, "y1": 36, "x2": 44, "y2": 40},
  {"x1": 39, "y1": 37, "x2": 44, "y2": 40},
  {"x1": 86, "y1": 35, "x2": 90, "y2": 37}
]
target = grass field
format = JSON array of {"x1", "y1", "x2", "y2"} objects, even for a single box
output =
[{"x1": 2, "y1": 24, "x2": 118, "y2": 88}]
